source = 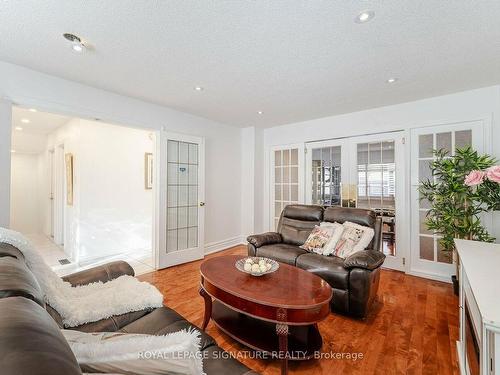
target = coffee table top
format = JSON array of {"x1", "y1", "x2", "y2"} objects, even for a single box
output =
[{"x1": 200, "y1": 255, "x2": 332, "y2": 309}]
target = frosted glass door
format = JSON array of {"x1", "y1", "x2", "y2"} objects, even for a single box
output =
[
  {"x1": 167, "y1": 140, "x2": 199, "y2": 252},
  {"x1": 158, "y1": 132, "x2": 204, "y2": 269},
  {"x1": 410, "y1": 121, "x2": 483, "y2": 280}
]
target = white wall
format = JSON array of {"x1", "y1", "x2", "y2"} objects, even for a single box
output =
[
  {"x1": 10, "y1": 153, "x2": 43, "y2": 233},
  {"x1": 259, "y1": 85, "x2": 500, "y2": 239},
  {"x1": 240, "y1": 127, "x2": 255, "y2": 237},
  {"x1": 0, "y1": 61, "x2": 243, "y2": 252},
  {"x1": 0, "y1": 99, "x2": 12, "y2": 227}
]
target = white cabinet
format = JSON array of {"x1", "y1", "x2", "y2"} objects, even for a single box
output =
[{"x1": 456, "y1": 240, "x2": 500, "y2": 375}]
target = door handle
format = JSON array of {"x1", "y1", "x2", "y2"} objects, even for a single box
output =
[{"x1": 199, "y1": 202, "x2": 205, "y2": 207}]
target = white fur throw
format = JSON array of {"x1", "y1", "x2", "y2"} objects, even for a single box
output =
[
  {"x1": 62, "y1": 329, "x2": 204, "y2": 375},
  {"x1": 0, "y1": 227, "x2": 163, "y2": 327}
]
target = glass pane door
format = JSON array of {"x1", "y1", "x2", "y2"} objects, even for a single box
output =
[
  {"x1": 410, "y1": 122, "x2": 483, "y2": 280},
  {"x1": 311, "y1": 146, "x2": 342, "y2": 206},
  {"x1": 305, "y1": 139, "x2": 347, "y2": 207},
  {"x1": 305, "y1": 134, "x2": 405, "y2": 271},
  {"x1": 158, "y1": 132, "x2": 204, "y2": 269},
  {"x1": 271, "y1": 146, "x2": 303, "y2": 230},
  {"x1": 356, "y1": 141, "x2": 396, "y2": 256}
]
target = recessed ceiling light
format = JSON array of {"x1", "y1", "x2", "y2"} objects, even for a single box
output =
[
  {"x1": 11, "y1": 150, "x2": 16, "y2": 153},
  {"x1": 63, "y1": 33, "x2": 86, "y2": 53},
  {"x1": 15, "y1": 126, "x2": 23, "y2": 131},
  {"x1": 28, "y1": 108, "x2": 37, "y2": 112},
  {"x1": 194, "y1": 86, "x2": 204, "y2": 91},
  {"x1": 257, "y1": 111, "x2": 263, "y2": 115},
  {"x1": 355, "y1": 10, "x2": 375, "y2": 23},
  {"x1": 386, "y1": 77, "x2": 398, "y2": 83},
  {"x1": 21, "y1": 118, "x2": 30, "y2": 123}
]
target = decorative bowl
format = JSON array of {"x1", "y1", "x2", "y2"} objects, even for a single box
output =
[{"x1": 235, "y1": 257, "x2": 279, "y2": 276}]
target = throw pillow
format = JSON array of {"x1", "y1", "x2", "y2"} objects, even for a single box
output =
[
  {"x1": 320, "y1": 222, "x2": 345, "y2": 256},
  {"x1": 334, "y1": 221, "x2": 375, "y2": 259},
  {"x1": 300, "y1": 225, "x2": 334, "y2": 254}
]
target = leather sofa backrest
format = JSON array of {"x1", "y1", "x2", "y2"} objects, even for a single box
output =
[
  {"x1": 323, "y1": 206, "x2": 381, "y2": 250},
  {"x1": 0, "y1": 297, "x2": 82, "y2": 375},
  {"x1": 0, "y1": 252, "x2": 45, "y2": 307},
  {"x1": 277, "y1": 204, "x2": 324, "y2": 245}
]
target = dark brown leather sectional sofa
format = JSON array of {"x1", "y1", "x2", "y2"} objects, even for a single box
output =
[
  {"x1": 0, "y1": 242, "x2": 257, "y2": 375},
  {"x1": 248, "y1": 205, "x2": 386, "y2": 318}
]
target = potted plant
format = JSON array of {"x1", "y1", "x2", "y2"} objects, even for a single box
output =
[{"x1": 419, "y1": 147, "x2": 498, "y2": 295}]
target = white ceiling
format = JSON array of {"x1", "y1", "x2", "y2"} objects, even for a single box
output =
[
  {"x1": 1, "y1": 1, "x2": 500, "y2": 128},
  {"x1": 12, "y1": 107, "x2": 70, "y2": 135},
  {"x1": 11, "y1": 107, "x2": 71, "y2": 154}
]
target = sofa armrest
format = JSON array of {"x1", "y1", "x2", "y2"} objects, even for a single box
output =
[
  {"x1": 247, "y1": 232, "x2": 282, "y2": 248},
  {"x1": 343, "y1": 250, "x2": 386, "y2": 271},
  {"x1": 62, "y1": 261, "x2": 135, "y2": 286}
]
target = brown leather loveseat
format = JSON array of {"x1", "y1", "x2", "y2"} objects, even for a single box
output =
[
  {"x1": 247, "y1": 205, "x2": 385, "y2": 318},
  {"x1": 0, "y1": 242, "x2": 257, "y2": 375}
]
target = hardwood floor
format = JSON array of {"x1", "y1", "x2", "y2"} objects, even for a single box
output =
[{"x1": 139, "y1": 245, "x2": 459, "y2": 375}]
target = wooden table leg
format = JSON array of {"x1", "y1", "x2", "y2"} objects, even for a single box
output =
[
  {"x1": 199, "y1": 286, "x2": 212, "y2": 331},
  {"x1": 276, "y1": 323, "x2": 289, "y2": 375}
]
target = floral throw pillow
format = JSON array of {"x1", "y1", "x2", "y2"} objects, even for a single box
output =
[
  {"x1": 334, "y1": 221, "x2": 374, "y2": 259},
  {"x1": 320, "y1": 222, "x2": 345, "y2": 256},
  {"x1": 300, "y1": 225, "x2": 334, "y2": 254}
]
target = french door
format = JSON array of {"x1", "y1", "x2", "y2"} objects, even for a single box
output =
[
  {"x1": 269, "y1": 144, "x2": 304, "y2": 230},
  {"x1": 156, "y1": 132, "x2": 205, "y2": 268},
  {"x1": 409, "y1": 121, "x2": 484, "y2": 281},
  {"x1": 305, "y1": 132, "x2": 407, "y2": 271}
]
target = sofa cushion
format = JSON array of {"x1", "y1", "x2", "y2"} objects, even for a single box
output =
[
  {"x1": 279, "y1": 217, "x2": 319, "y2": 246},
  {"x1": 278, "y1": 205, "x2": 323, "y2": 246},
  {"x1": 65, "y1": 309, "x2": 152, "y2": 333},
  {"x1": 119, "y1": 306, "x2": 216, "y2": 350},
  {"x1": 280, "y1": 204, "x2": 323, "y2": 221},
  {"x1": 0, "y1": 255, "x2": 45, "y2": 307},
  {"x1": 296, "y1": 253, "x2": 350, "y2": 290},
  {"x1": 0, "y1": 297, "x2": 82, "y2": 375},
  {"x1": 324, "y1": 206, "x2": 376, "y2": 227},
  {"x1": 0, "y1": 242, "x2": 25, "y2": 260},
  {"x1": 256, "y1": 243, "x2": 307, "y2": 266}
]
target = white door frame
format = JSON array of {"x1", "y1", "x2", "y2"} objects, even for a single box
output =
[
  {"x1": 48, "y1": 148, "x2": 55, "y2": 238},
  {"x1": 53, "y1": 143, "x2": 65, "y2": 248},
  {"x1": 156, "y1": 130, "x2": 205, "y2": 268},
  {"x1": 409, "y1": 120, "x2": 486, "y2": 282}
]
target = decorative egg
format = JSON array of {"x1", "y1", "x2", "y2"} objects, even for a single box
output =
[
  {"x1": 259, "y1": 264, "x2": 267, "y2": 272},
  {"x1": 266, "y1": 263, "x2": 272, "y2": 271},
  {"x1": 251, "y1": 264, "x2": 260, "y2": 273},
  {"x1": 244, "y1": 263, "x2": 252, "y2": 272},
  {"x1": 245, "y1": 258, "x2": 254, "y2": 264},
  {"x1": 258, "y1": 259, "x2": 266, "y2": 267}
]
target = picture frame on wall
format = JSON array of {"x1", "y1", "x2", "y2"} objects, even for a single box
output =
[
  {"x1": 145, "y1": 152, "x2": 153, "y2": 189},
  {"x1": 65, "y1": 153, "x2": 74, "y2": 206}
]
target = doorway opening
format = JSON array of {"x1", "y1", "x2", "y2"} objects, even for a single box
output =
[{"x1": 9, "y1": 106, "x2": 156, "y2": 275}]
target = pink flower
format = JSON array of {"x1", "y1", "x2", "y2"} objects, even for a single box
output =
[
  {"x1": 464, "y1": 170, "x2": 485, "y2": 186},
  {"x1": 486, "y1": 165, "x2": 500, "y2": 183}
]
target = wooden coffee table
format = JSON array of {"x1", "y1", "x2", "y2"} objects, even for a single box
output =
[{"x1": 199, "y1": 255, "x2": 333, "y2": 375}]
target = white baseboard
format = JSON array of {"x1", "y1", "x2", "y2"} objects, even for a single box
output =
[
  {"x1": 204, "y1": 235, "x2": 246, "y2": 255},
  {"x1": 406, "y1": 269, "x2": 452, "y2": 283}
]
